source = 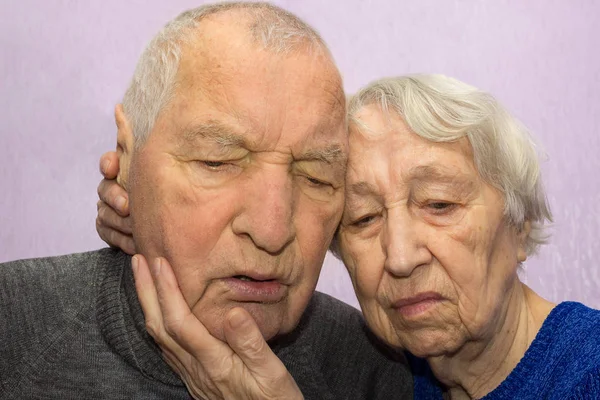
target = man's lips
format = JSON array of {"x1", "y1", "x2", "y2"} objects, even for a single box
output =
[
  {"x1": 392, "y1": 292, "x2": 444, "y2": 318},
  {"x1": 222, "y1": 275, "x2": 286, "y2": 303}
]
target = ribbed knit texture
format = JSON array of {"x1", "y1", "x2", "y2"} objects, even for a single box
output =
[
  {"x1": 0, "y1": 248, "x2": 412, "y2": 399},
  {"x1": 409, "y1": 302, "x2": 600, "y2": 399}
]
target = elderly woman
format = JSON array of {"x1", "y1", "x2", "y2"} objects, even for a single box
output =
[
  {"x1": 335, "y1": 75, "x2": 600, "y2": 399},
  {"x1": 96, "y1": 74, "x2": 600, "y2": 399}
]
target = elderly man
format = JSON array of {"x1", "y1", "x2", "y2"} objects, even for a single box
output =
[{"x1": 0, "y1": 2, "x2": 411, "y2": 399}]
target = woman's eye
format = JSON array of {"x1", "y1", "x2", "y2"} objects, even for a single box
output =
[
  {"x1": 352, "y1": 215, "x2": 376, "y2": 227},
  {"x1": 427, "y1": 202, "x2": 455, "y2": 213}
]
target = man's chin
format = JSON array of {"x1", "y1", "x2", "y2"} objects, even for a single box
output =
[{"x1": 199, "y1": 302, "x2": 292, "y2": 342}]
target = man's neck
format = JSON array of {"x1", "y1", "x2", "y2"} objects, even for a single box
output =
[{"x1": 426, "y1": 283, "x2": 555, "y2": 399}]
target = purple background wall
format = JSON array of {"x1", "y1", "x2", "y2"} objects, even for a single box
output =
[{"x1": 1, "y1": 0, "x2": 599, "y2": 309}]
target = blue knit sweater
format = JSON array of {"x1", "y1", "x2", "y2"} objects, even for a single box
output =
[{"x1": 409, "y1": 302, "x2": 600, "y2": 399}]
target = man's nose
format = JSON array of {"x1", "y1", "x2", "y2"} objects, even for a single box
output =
[
  {"x1": 231, "y1": 168, "x2": 296, "y2": 254},
  {"x1": 382, "y1": 208, "x2": 432, "y2": 277}
]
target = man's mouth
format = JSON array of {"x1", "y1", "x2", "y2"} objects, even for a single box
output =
[{"x1": 224, "y1": 275, "x2": 286, "y2": 302}]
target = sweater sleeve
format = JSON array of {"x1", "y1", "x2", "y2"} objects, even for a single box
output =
[{"x1": 568, "y1": 367, "x2": 600, "y2": 400}]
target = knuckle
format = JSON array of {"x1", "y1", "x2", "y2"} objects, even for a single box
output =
[
  {"x1": 121, "y1": 216, "x2": 133, "y2": 233},
  {"x1": 124, "y1": 239, "x2": 136, "y2": 255},
  {"x1": 241, "y1": 335, "x2": 267, "y2": 358},
  {"x1": 97, "y1": 205, "x2": 106, "y2": 222},
  {"x1": 107, "y1": 209, "x2": 120, "y2": 230},
  {"x1": 271, "y1": 367, "x2": 291, "y2": 383},
  {"x1": 97, "y1": 179, "x2": 107, "y2": 200},
  {"x1": 97, "y1": 224, "x2": 109, "y2": 244},
  {"x1": 107, "y1": 208, "x2": 128, "y2": 233},
  {"x1": 145, "y1": 319, "x2": 161, "y2": 339},
  {"x1": 116, "y1": 214, "x2": 129, "y2": 232},
  {"x1": 108, "y1": 230, "x2": 122, "y2": 249},
  {"x1": 107, "y1": 184, "x2": 121, "y2": 206},
  {"x1": 163, "y1": 319, "x2": 183, "y2": 341},
  {"x1": 96, "y1": 225, "x2": 111, "y2": 246},
  {"x1": 209, "y1": 359, "x2": 234, "y2": 384},
  {"x1": 97, "y1": 223, "x2": 109, "y2": 243}
]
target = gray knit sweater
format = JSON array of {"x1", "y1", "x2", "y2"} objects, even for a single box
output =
[{"x1": 0, "y1": 248, "x2": 412, "y2": 399}]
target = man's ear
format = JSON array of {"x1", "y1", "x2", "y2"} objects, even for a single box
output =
[
  {"x1": 115, "y1": 104, "x2": 134, "y2": 190},
  {"x1": 517, "y1": 221, "x2": 532, "y2": 262}
]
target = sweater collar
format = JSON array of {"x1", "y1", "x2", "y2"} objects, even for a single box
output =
[
  {"x1": 95, "y1": 248, "x2": 323, "y2": 391},
  {"x1": 96, "y1": 249, "x2": 183, "y2": 386}
]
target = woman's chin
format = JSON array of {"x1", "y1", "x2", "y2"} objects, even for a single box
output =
[{"x1": 398, "y1": 328, "x2": 464, "y2": 358}]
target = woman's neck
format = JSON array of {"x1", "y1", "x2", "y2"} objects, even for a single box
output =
[{"x1": 426, "y1": 283, "x2": 555, "y2": 400}]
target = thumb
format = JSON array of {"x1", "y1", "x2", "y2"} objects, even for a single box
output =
[
  {"x1": 223, "y1": 308, "x2": 285, "y2": 376},
  {"x1": 224, "y1": 308, "x2": 304, "y2": 399}
]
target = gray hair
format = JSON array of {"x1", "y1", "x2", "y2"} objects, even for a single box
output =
[
  {"x1": 339, "y1": 74, "x2": 552, "y2": 256},
  {"x1": 122, "y1": 1, "x2": 327, "y2": 146}
]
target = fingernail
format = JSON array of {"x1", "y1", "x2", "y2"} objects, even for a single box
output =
[
  {"x1": 229, "y1": 310, "x2": 249, "y2": 329},
  {"x1": 115, "y1": 196, "x2": 127, "y2": 212},
  {"x1": 131, "y1": 255, "x2": 138, "y2": 273},
  {"x1": 152, "y1": 258, "x2": 161, "y2": 276},
  {"x1": 101, "y1": 159, "x2": 111, "y2": 174}
]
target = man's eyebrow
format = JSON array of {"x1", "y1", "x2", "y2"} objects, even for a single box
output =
[
  {"x1": 180, "y1": 122, "x2": 247, "y2": 147},
  {"x1": 298, "y1": 145, "x2": 347, "y2": 165},
  {"x1": 180, "y1": 123, "x2": 347, "y2": 165}
]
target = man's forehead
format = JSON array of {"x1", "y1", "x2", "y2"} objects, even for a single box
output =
[
  {"x1": 153, "y1": 11, "x2": 347, "y2": 158},
  {"x1": 168, "y1": 56, "x2": 346, "y2": 148}
]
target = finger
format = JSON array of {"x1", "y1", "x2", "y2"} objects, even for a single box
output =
[
  {"x1": 224, "y1": 308, "x2": 303, "y2": 399},
  {"x1": 132, "y1": 255, "x2": 165, "y2": 341},
  {"x1": 133, "y1": 256, "x2": 204, "y2": 386},
  {"x1": 224, "y1": 308, "x2": 284, "y2": 375},
  {"x1": 151, "y1": 257, "x2": 231, "y2": 363},
  {"x1": 99, "y1": 151, "x2": 120, "y2": 179},
  {"x1": 97, "y1": 201, "x2": 133, "y2": 234},
  {"x1": 97, "y1": 179, "x2": 130, "y2": 217},
  {"x1": 96, "y1": 218, "x2": 136, "y2": 255}
]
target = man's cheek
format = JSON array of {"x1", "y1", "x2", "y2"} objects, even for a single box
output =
[{"x1": 304, "y1": 209, "x2": 340, "y2": 250}]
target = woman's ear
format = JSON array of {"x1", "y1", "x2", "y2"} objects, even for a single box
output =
[
  {"x1": 115, "y1": 104, "x2": 134, "y2": 190},
  {"x1": 517, "y1": 221, "x2": 532, "y2": 262}
]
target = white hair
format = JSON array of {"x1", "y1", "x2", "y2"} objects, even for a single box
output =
[
  {"x1": 122, "y1": 1, "x2": 327, "y2": 147},
  {"x1": 342, "y1": 74, "x2": 552, "y2": 256}
]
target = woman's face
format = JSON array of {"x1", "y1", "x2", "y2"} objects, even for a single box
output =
[{"x1": 338, "y1": 105, "x2": 530, "y2": 357}]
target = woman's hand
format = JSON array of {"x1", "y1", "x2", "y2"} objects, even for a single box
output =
[
  {"x1": 132, "y1": 254, "x2": 304, "y2": 400},
  {"x1": 96, "y1": 151, "x2": 136, "y2": 254}
]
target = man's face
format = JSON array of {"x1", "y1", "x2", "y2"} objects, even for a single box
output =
[{"x1": 124, "y1": 23, "x2": 347, "y2": 341}]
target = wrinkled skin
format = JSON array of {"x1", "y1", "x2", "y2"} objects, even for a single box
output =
[
  {"x1": 339, "y1": 105, "x2": 527, "y2": 355},
  {"x1": 118, "y1": 16, "x2": 347, "y2": 343},
  {"x1": 132, "y1": 254, "x2": 304, "y2": 399},
  {"x1": 99, "y1": 12, "x2": 347, "y2": 400},
  {"x1": 338, "y1": 105, "x2": 554, "y2": 398}
]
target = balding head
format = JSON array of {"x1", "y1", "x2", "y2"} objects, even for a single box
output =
[{"x1": 122, "y1": 2, "x2": 334, "y2": 146}]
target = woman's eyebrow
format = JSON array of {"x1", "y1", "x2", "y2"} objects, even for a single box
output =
[
  {"x1": 347, "y1": 181, "x2": 379, "y2": 196},
  {"x1": 408, "y1": 165, "x2": 477, "y2": 191}
]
